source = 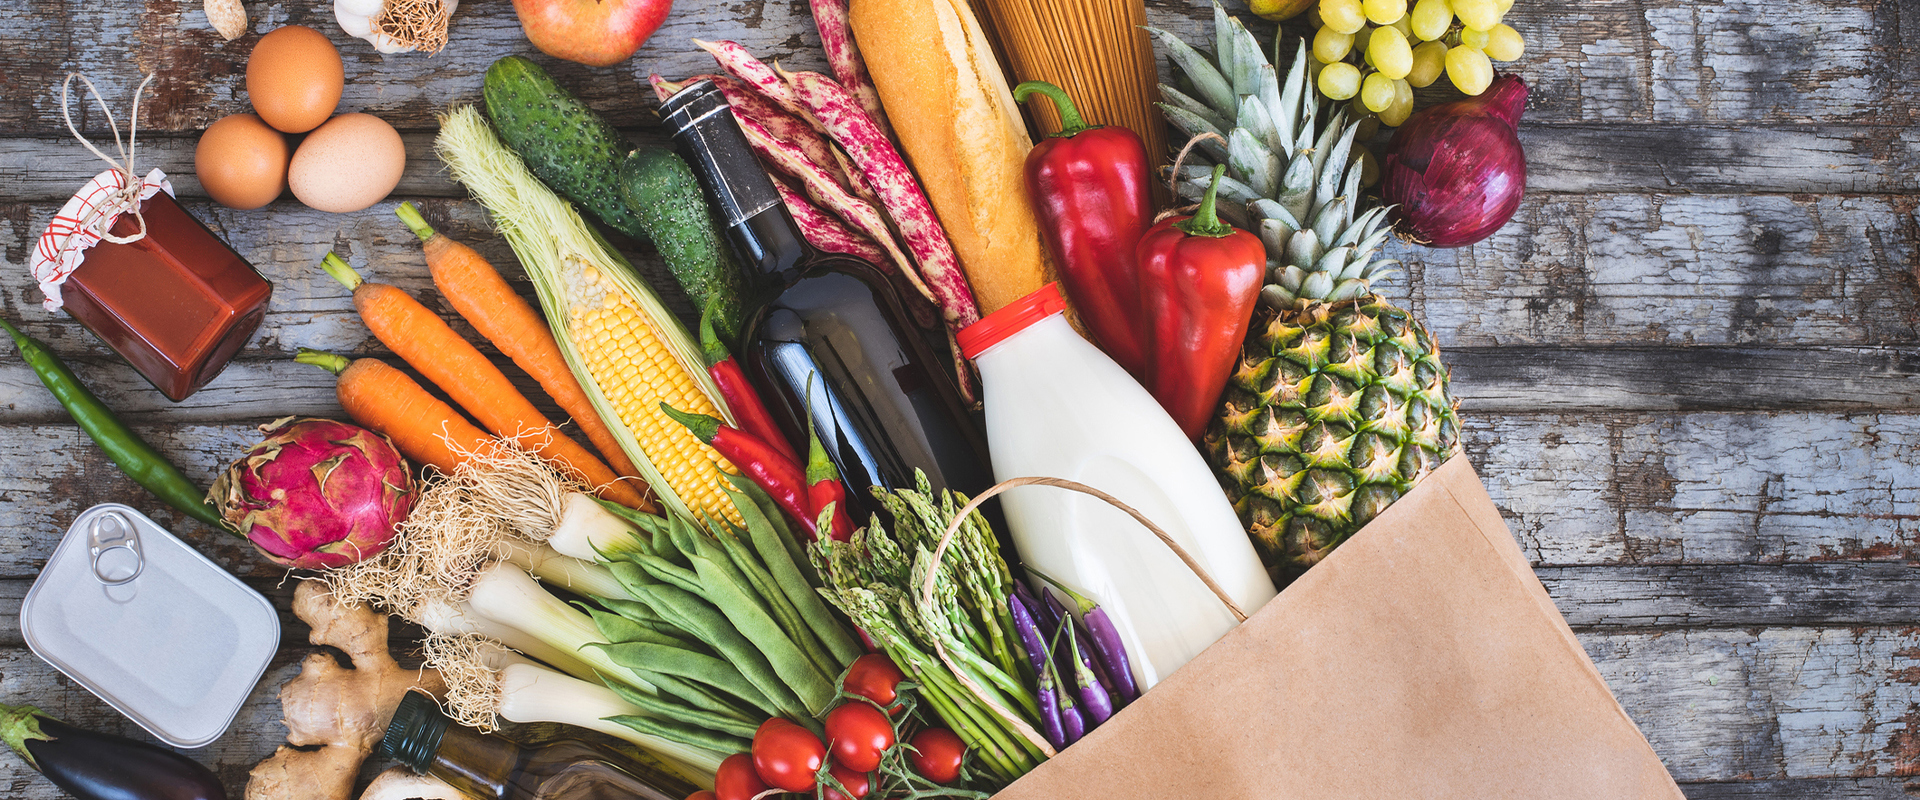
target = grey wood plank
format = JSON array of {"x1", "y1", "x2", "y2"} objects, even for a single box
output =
[
  {"x1": 0, "y1": 410, "x2": 1913, "y2": 582},
  {"x1": 1587, "y1": 628, "x2": 1920, "y2": 782},
  {"x1": 0, "y1": 0, "x2": 834, "y2": 136},
  {"x1": 4, "y1": 624, "x2": 1920, "y2": 791},
  {"x1": 1464, "y1": 412, "x2": 1920, "y2": 568},
  {"x1": 1540, "y1": 564, "x2": 1920, "y2": 628},
  {"x1": 1518, "y1": 124, "x2": 1920, "y2": 195},
  {"x1": 6, "y1": 345, "x2": 1917, "y2": 429},
  {"x1": 1401, "y1": 191, "x2": 1920, "y2": 350},
  {"x1": 2, "y1": 190, "x2": 1915, "y2": 362},
  {"x1": 11, "y1": 122, "x2": 1920, "y2": 204},
  {"x1": 1447, "y1": 346, "x2": 1920, "y2": 412},
  {"x1": 1682, "y1": 780, "x2": 1917, "y2": 799},
  {"x1": 0, "y1": 0, "x2": 1909, "y2": 136}
]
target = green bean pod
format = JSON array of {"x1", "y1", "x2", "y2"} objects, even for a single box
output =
[
  {"x1": 603, "y1": 711, "x2": 750, "y2": 757},
  {"x1": 587, "y1": 606, "x2": 706, "y2": 653},
  {"x1": 728, "y1": 485, "x2": 864, "y2": 667},
  {"x1": 613, "y1": 570, "x2": 811, "y2": 721},
  {"x1": 710, "y1": 522, "x2": 839, "y2": 677},
  {"x1": 0, "y1": 318, "x2": 227, "y2": 530},
  {"x1": 594, "y1": 641, "x2": 778, "y2": 720},
  {"x1": 687, "y1": 552, "x2": 836, "y2": 715}
]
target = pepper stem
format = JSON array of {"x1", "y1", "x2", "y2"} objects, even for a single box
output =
[
  {"x1": 1174, "y1": 165, "x2": 1237, "y2": 239},
  {"x1": 393, "y1": 201, "x2": 438, "y2": 242},
  {"x1": 0, "y1": 703, "x2": 51, "y2": 772},
  {"x1": 658, "y1": 402, "x2": 720, "y2": 444},
  {"x1": 318, "y1": 252, "x2": 364, "y2": 292},
  {"x1": 698, "y1": 296, "x2": 731, "y2": 368},
  {"x1": 1012, "y1": 81, "x2": 1095, "y2": 137},
  {"x1": 294, "y1": 348, "x2": 351, "y2": 375}
]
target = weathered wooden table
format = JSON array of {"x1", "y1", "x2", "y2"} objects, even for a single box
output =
[{"x1": 2, "y1": 0, "x2": 1916, "y2": 797}]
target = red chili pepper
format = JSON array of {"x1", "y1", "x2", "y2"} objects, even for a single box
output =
[
  {"x1": 658, "y1": 403, "x2": 818, "y2": 539},
  {"x1": 1135, "y1": 164, "x2": 1266, "y2": 441},
  {"x1": 803, "y1": 421, "x2": 855, "y2": 541},
  {"x1": 1013, "y1": 81, "x2": 1154, "y2": 383},
  {"x1": 699, "y1": 299, "x2": 801, "y2": 466}
]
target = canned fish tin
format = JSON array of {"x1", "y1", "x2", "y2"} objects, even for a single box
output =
[{"x1": 20, "y1": 503, "x2": 280, "y2": 748}]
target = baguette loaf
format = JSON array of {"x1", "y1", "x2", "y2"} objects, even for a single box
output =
[{"x1": 849, "y1": 0, "x2": 1055, "y2": 315}]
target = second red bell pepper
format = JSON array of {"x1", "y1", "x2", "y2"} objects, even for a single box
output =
[
  {"x1": 1136, "y1": 165, "x2": 1266, "y2": 441},
  {"x1": 1013, "y1": 81, "x2": 1154, "y2": 382}
]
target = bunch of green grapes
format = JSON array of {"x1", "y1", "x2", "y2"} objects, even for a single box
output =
[{"x1": 1310, "y1": 0, "x2": 1525, "y2": 124}]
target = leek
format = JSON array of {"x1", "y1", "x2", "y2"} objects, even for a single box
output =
[
  {"x1": 465, "y1": 562, "x2": 657, "y2": 694},
  {"x1": 490, "y1": 537, "x2": 627, "y2": 600},
  {"x1": 497, "y1": 664, "x2": 723, "y2": 785},
  {"x1": 413, "y1": 594, "x2": 599, "y2": 682}
]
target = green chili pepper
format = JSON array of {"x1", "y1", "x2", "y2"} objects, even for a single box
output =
[{"x1": 0, "y1": 318, "x2": 228, "y2": 531}]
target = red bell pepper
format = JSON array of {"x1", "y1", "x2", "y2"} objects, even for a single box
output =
[
  {"x1": 1013, "y1": 81, "x2": 1154, "y2": 382},
  {"x1": 698, "y1": 299, "x2": 800, "y2": 466},
  {"x1": 1136, "y1": 165, "x2": 1266, "y2": 441}
]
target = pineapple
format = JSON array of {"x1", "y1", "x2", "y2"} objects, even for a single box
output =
[{"x1": 1150, "y1": 5, "x2": 1462, "y2": 581}]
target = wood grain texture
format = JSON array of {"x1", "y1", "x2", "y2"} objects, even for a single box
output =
[
  {"x1": 2, "y1": 0, "x2": 1913, "y2": 136},
  {"x1": 0, "y1": 0, "x2": 1914, "y2": 797},
  {"x1": 1465, "y1": 412, "x2": 1920, "y2": 568},
  {"x1": 0, "y1": 410, "x2": 1910, "y2": 582},
  {"x1": 4, "y1": 191, "x2": 1915, "y2": 368},
  {"x1": 9, "y1": 121, "x2": 1920, "y2": 203},
  {"x1": 3, "y1": 624, "x2": 1920, "y2": 796}
]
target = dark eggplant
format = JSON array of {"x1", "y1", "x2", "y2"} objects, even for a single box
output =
[{"x1": 0, "y1": 702, "x2": 226, "y2": 800}]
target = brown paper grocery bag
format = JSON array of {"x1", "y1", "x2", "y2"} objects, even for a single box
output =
[{"x1": 992, "y1": 456, "x2": 1683, "y2": 800}]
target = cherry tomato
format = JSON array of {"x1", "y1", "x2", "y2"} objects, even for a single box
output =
[
  {"x1": 685, "y1": 793, "x2": 717, "y2": 800},
  {"x1": 908, "y1": 727, "x2": 966, "y2": 785},
  {"x1": 752, "y1": 718, "x2": 826, "y2": 792},
  {"x1": 825, "y1": 702, "x2": 895, "y2": 772},
  {"x1": 823, "y1": 761, "x2": 871, "y2": 800},
  {"x1": 843, "y1": 653, "x2": 906, "y2": 708},
  {"x1": 714, "y1": 753, "x2": 767, "y2": 800}
]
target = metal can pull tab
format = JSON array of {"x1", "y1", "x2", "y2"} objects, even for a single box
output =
[{"x1": 89, "y1": 511, "x2": 144, "y2": 586}]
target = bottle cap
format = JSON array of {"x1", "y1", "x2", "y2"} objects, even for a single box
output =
[
  {"x1": 380, "y1": 690, "x2": 449, "y2": 774},
  {"x1": 957, "y1": 282, "x2": 1068, "y2": 359}
]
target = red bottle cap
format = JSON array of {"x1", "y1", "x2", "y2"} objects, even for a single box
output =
[{"x1": 957, "y1": 282, "x2": 1067, "y2": 359}]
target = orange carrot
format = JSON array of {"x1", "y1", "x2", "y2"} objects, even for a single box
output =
[
  {"x1": 296, "y1": 349, "x2": 492, "y2": 476},
  {"x1": 394, "y1": 202, "x2": 645, "y2": 484},
  {"x1": 318, "y1": 253, "x2": 650, "y2": 510}
]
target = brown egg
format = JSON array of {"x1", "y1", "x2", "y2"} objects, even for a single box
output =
[
  {"x1": 246, "y1": 26, "x2": 344, "y2": 134},
  {"x1": 194, "y1": 113, "x2": 290, "y2": 210},
  {"x1": 289, "y1": 113, "x2": 406, "y2": 213}
]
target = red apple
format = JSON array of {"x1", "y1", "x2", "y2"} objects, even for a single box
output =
[{"x1": 511, "y1": 0, "x2": 672, "y2": 67}]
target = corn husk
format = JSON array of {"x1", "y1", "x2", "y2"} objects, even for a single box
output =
[{"x1": 434, "y1": 105, "x2": 734, "y2": 521}]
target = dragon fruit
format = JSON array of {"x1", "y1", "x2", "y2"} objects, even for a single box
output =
[{"x1": 210, "y1": 416, "x2": 415, "y2": 569}]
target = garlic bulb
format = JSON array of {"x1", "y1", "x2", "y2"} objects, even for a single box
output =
[{"x1": 334, "y1": 0, "x2": 459, "y2": 54}]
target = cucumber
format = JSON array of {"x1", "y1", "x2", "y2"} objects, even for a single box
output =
[
  {"x1": 482, "y1": 56, "x2": 646, "y2": 244},
  {"x1": 619, "y1": 147, "x2": 749, "y2": 345}
]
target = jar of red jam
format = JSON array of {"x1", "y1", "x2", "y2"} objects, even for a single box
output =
[{"x1": 36, "y1": 175, "x2": 271, "y2": 402}]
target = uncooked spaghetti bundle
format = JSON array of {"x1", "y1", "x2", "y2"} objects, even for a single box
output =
[{"x1": 973, "y1": 0, "x2": 1166, "y2": 161}]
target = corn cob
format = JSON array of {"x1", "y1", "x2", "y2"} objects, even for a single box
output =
[{"x1": 435, "y1": 105, "x2": 742, "y2": 524}]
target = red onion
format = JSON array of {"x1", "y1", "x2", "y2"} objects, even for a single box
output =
[{"x1": 1381, "y1": 73, "x2": 1529, "y2": 248}]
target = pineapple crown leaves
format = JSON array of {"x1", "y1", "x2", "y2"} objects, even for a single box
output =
[{"x1": 1148, "y1": 2, "x2": 1398, "y2": 311}]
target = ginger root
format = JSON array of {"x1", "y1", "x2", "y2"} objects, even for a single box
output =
[
  {"x1": 358, "y1": 767, "x2": 472, "y2": 800},
  {"x1": 247, "y1": 580, "x2": 445, "y2": 800}
]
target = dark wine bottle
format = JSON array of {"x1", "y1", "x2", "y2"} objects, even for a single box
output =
[
  {"x1": 381, "y1": 691, "x2": 693, "y2": 800},
  {"x1": 658, "y1": 80, "x2": 994, "y2": 511}
]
